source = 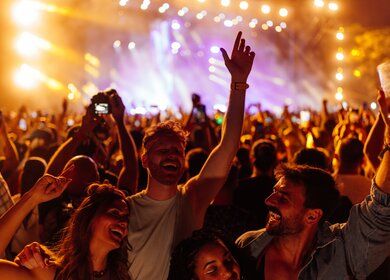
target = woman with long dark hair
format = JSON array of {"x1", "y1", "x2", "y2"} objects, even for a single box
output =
[{"x1": 0, "y1": 167, "x2": 131, "y2": 280}]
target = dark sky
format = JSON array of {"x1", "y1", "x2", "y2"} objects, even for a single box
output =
[{"x1": 342, "y1": 0, "x2": 390, "y2": 28}]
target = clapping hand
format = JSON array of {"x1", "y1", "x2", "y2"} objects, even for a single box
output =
[{"x1": 220, "y1": 31, "x2": 256, "y2": 83}]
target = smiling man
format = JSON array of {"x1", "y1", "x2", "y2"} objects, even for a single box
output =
[
  {"x1": 236, "y1": 89, "x2": 390, "y2": 280},
  {"x1": 126, "y1": 31, "x2": 255, "y2": 280}
]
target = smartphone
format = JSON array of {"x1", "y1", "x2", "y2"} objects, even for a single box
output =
[
  {"x1": 94, "y1": 103, "x2": 110, "y2": 114},
  {"x1": 19, "y1": 118, "x2": 27, "y2": 131},
  {"x1": 193, "y1": 105, "x2": 206, "y2": 124}
]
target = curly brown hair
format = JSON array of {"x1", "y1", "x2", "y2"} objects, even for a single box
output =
[
  {"x1": 54, "y1": 183, "x2": 131, "y2": 280},
  {"x1": 142, "y1": 120, "x2": 189, "y2": 157}
]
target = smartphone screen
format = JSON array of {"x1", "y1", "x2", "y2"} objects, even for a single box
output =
[
  {"x1": 194, "y1": 105, "x2": 206, "y2": 124},
  {"x1": 94, "y1": 103, "x2": 109, "y2": 114},
  {"x1": 19, "y1": 119, "x2": 27, "y2": 131}
]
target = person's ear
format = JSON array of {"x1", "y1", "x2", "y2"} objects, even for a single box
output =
[
  {"x1": 305, "y1": 209, "x2": 323, "y2": 225},
  {"x1": 141, "y1": 153, "x2": 148, "y2": 168}
]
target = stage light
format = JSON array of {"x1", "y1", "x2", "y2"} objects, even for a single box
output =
[
  {"x1": 214, "y1": 16, "x2": 221, "y2": 22},
  {"x1": 249, "y1": 22, "x2": 256, "y2": 28},
  {"x1": 223, "y1": 20, "x2": 233, "y2": 27},
  {"x1": 336, "y1": 73, "x2": 344, "y2": 81},
  {"x1": 119, "y1": 0, "x2": 128, "y2": 7},
  {"x1": 128, "y1": 42, "x2": 136, "y2": 50},
  {"x1": 266, "y1": 20, "x2": 273, "y2": 27},
  {"x1": 335, "y1": 92, "x2": 343, "y2": 101},
  {"x1": 171, "y1": 20, "x2": 181, "y2": 30},
  {"x1": 12, "y1": 1, "x2": 40, "y2": 26},
  {"x1": 84, "y1": 53, "x2": 100, "y2": 67},
  {"x1": 314, "y1": 0, "x2": 325, "y2": 8},
  {"x1": 351, "y1": 49, "x2": 361, "y2": 57},
  {"x1": 210, "y1": 46, "x2": 220, "y2": 54},
  {"x1": 178, "y1": 8, "x2": 189, "y2": 16},
  {"x1": 337, "y1": 87, "x2": 343, "y2": 93},
  {"x1": 280, "y1": 22, "x2": 287, "y2": 29},
  {"x1": 336, "y1": 50, "x2": 344, "y2": 61},
  {"x1": 209, "y1": 58, "x2": 216, "y2": 64},
  {"x1": 15, "y1": 32, "x2": 52, "y2": 57},
  {"x1": 239, "y1": 1, "x2": 249, "y2": 10},
  {"x1": 209, "y1": 66, "x2": 216, "y2": 73},
  {"x1": 261, "y1": 4, "x2": 271, "y2": 14},
  {"x1": 221, "y1": 0, "x2": 230, "y2": 7},
  {"x1": 336, "y1": 32, "x2": 344, "y2": 40},
  {"x1": 219, "y1": 13, "x2": 226, "y2": 19},
  {"x1": 162, "y1": 3, "x2": 170, "y2": 9},
  {"x1": 353, "y1": 69, "x2": 361, "y2": 77},
  {"x1": 370, "y1": 102, "x2": 377, "y2": 110},
  {"x1": 113, "y1": 40, "x2": 121, "y2": 49},
  {"x1": 198, "y1": 0, "x2": 206, "y2": 2},
  {"x1": 261, "y1": 24, "x2": 269, "y2": 30},
  {"x1": 171, "y1": 42, "x2": 181, "y2": 50},
  {"x1": 279, "y1": 8, "x2": 288, "y2": 17},
  {"x1": 275, "y1": 26, "x2": 282, "y2": 32},
  {"x1": 14, "y1": 64, "x2": 39, "y2": 89},
  {"x1": 328, "y1": 2, "x2": 339, "y2": 11}
]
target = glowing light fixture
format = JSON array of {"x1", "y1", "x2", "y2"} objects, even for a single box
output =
[
  {"x1": 209, "y1": 66, "x2": 216, "y2": 73},
  {"x1": 171, "y1": 42, "x2": 181, "y2": 50},
  {"x1": 280, "y1": 22, "x2": 287, "y2": 29},
  {"x1": 279, "y1": 8, "x2": 288, "y2": 17},
  {"x1": 336, "y1": 50, "x2": 344, "y2": 61},
  {"x1": 336, "y1": 73, "x2": 344, "y2": 81},
  {"x1": 275, "y1": 26, "x2": 282, "y2": 32},
  {"x1": 221, "y1": 0, "x2": 230, "y2": 7},
  {"x1": 14, "y1": 64, "x2": 39, "y2": 88},
  {"x1": 353, "y1": 69, "x2": 361, "y2": 77},
  {"x1": 113, "y1": 40, "x2": 121, "y2": 49},
  {"x1": 210, "y1": 46, "x2": 220, "y2": 54},
  {"x1": 314, "y1": 0, "x2": 325, "y2": 8},
  {"x1": 12, "y1": 1, "x2": 40, "y2": 26},
  {"x1": 128, "y1": 42, "x2": 136, "y2": 50},
  {"x1": 224, "y1": 20, "x2": 233, "y2": 27},
  {"x1": 119, "y1": 0, "x2": 128, "y2": 7},
  {"x1": 171, "y1": 20, "x2": 181, "y2": 30},
  {"x1": 266, "y1": 20, "x2": 273, "y2": 27},
  {"x1": 335, "y1": 92, "x2": 343, "y2": 101},
  {"x1": 261, "y1": 5, "x2": 271, "y2": 14},
  {"x1": 239, "y1": 1, "x2": 249, "y2": 10},
  {"x1": 336, "y1": 32, "x2": 344, "y2": 40},
  {"x1": 370, "y1": 102, "x2": 377, "y2": 110},
  {"x1": 261, "y1": 23, "x2": 269, "y2": 30},
  {"x1": 328, "y1": 2, "x2": 339, "y2": 11}
]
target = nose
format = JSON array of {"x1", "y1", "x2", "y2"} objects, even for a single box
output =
[{"x1": 265, "y1": 192, "x2": 277, "y2": 207}]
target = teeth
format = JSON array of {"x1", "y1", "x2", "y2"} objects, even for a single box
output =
[
  {"x1": 110, "y1": 228, "x2": 124, "y2": 237},
  {"x1": 270, "y1": 211, "x2": 281, "y2": 221},
  {"x1": 163, "y1": 162, "x2": 177, "y2": 168}
]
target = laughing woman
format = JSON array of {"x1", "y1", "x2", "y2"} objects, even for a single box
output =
[{"x1": 0, "y1": 167, "x2": 131, "y2": 280}]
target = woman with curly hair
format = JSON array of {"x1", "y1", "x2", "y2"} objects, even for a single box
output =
[
  {"x1": 0, "y1": 166, "x2": 131, "y2": 280},
  {"x1": 168, "y1": 229, "x2": 255, "y2": 280}
]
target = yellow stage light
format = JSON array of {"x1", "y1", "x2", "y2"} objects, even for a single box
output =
[
  {"x1": 221, "y1": 0, "x2": 230, "y2": 7},
  {"x1": 353, "y1": 69, "x2": 361, "y2": 77},
  {"x1": 314, "y1": 0, "x2": 325, "y2": 8},
  {"x1": 335, "y1": 92, "x2": 343, "y2": 101},
  {"x1": 336, "y1": 73, "x2": 344, "y2": 81},
  {"x1": 328, "y1": 2, "x2": 339, "y2": 11},
  {"x1": 12, "y1": 1, "x2": 40, "y2": 26},
  {"x1": 239, "y1": 1, "x2": 249, "y2": 10}
]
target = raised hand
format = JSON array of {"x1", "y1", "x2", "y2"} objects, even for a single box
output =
[
  {"x1": 109, "y1": 91, "x2": 126, "y2": 123},
  {"x1": 29, "y1": 165, "x2": 73, "y2": 204},
  {"x1": 220, "y1": 31, "x2": 256, "y2": 83},
  {"x1": 378, "y1": 89, "x2": 390, "y2": 143}
]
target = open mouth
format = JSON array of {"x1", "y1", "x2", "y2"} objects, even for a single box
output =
[
  {"x1": 268, "y1": 207, "x2": 282, "y2": 222},
  {"x1": 161, "y1": 161, "x2": 179, "y2": 172},
  {"x1": 109, "y1": 227, "x2": 126, "y2": 241}
]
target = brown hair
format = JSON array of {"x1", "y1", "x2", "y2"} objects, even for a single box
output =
[{"x1": 54, "y1": 183, "x2": 131, "y2": 280}]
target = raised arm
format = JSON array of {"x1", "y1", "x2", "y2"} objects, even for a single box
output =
[
  {"x1": 375, "y1": 90, "x2": 390, "y2": 194},
  {"x1": 46, "y1": 106, "x2": 99, "y2": 176},
  {"x1": 187, "y1": 31, "x2": 255, "y2": 213},
  {"x1": 0, "y1": 111, "x2": 19, "y2": 179},
  {"x1": 109, "y1": 91, "x2": 139, "y2": 194},
  {"x1": 0, "y1": 167, "x2": 72, "y2": 254}
]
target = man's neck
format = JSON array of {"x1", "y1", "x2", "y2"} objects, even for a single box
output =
[
  {"x1": 145, "y1": 177, "x2": 178, "y2": 201},
  {"x1": 269, "y1": 228, "x2": 317, "y2": 267}
]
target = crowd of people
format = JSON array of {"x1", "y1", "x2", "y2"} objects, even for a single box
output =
[{"x1": 0, "y1": 31, "x2": 389, "y2": 279}]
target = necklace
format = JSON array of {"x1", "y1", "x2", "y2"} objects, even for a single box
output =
[{"x1": 92, "y1": 269, "x2": 106, "y2": 278}]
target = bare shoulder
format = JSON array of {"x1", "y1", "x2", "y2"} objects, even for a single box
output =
[{"x1": 0, "y1": 260, "x2": 56, "y2": 280}]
